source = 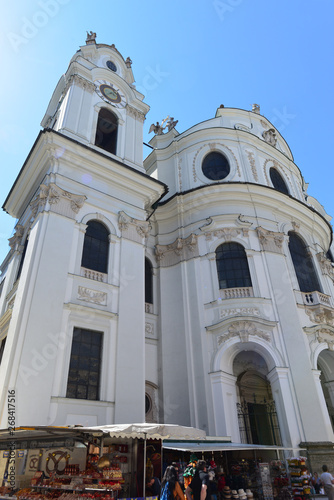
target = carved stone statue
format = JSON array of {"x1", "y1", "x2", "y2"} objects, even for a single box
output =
[
  {"x1": 149, "y1": 122, "x2": 164, "y2": 135},
  {"x1": 86, "y1": 31, "x2": 97, "y2": 44},
  {"x1": 262, "y1": 128, "x2": 277, "y2": 146},
  {"x1": 125, "y1": 57, "x2": 132, "y2": 68},
  {"x1": 149, "y1": 116, "x2": 177, "y2": 135},
  {"x1": 252, "y1": 103, "x2": 260, "y2": 113},
  {"x1": 167, "y1": 117, "x2": 178, "y2": 132}
]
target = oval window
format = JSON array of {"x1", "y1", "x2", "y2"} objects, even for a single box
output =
[
  {"x1": 106, "y1": 61, "x2": 117, "y2": 72},
  {"x1": 202, "y1": 152, "x2": 230, "y2": 180}
]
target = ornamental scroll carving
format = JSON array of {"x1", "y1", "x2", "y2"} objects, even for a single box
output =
[
  {"x1": 256, "y1": 227, "x2": 285, "y2": 254},
  {"x1": 77, "y1": 286, "x2": 107, "y2": 306},
  {"x1": 155, "y1": 234, "x2": 199, "y2": 267},
  {"x1": 317, "y1": 252, "x2": 334, "y2": 281},
  {"x1": 219, "y1": 307, "x2": 260, "y2": 319},
  {"x1": 245, "y1": 150, "x2": 258, "y2": 182},
  {"x1": 145, "y1": 322, "x2": 154, "y2": 336},
  {"x1": 30, "y1": 183, "x2": 86, "y2": 219},
  {"x1": 8, "y1": 225, "x2": 24, "y2": 250},
  {"x1": 65, "y1": 74, "x2": 95, "y2": 94},
  {"x1": 305, "y1": 306, "x2": 334, "y2": 326},
  {"x1": 205, "y1": 227, "x2": 249, "y2": 241},
  {"x1": 118, "y1": 211, "x2": 151, "y2": 243},
  {"x1": 217, "y1": 321, "x2": 271, "y2": 345}
]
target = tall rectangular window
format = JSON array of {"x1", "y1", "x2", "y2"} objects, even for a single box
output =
[
  {"x1": 0, "y1": 337, "x2": 6, "y2": 364},
  {"x1": 0, "y1": 278, "x2": 5, "y2": 298},
  {"x1": 66, "y1": 328, "x2": 103, "y2": 401}
]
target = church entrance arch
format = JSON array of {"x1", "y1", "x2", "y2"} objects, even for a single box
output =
[
  {"x1": 234, "y1": 351, "x2": 282, "y2": 445},
  {"x1": 317, "y1": 348, "x2": 334, "y2": 432},
  {"x1": 209, "y1": 330, "x2": 297, "y2": 444}
]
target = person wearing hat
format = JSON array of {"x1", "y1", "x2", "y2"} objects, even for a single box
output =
[{"x1": 186, "y1": 460, "x2": 212, "y2": 500}]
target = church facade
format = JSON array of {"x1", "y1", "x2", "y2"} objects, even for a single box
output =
[{"x1": 1, "y1": 36, "x2": 334, "y2": 462}]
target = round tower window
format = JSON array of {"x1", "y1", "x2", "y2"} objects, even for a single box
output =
[
  {"x1": 202, "y1": 152, "x2": 230, "y2": 180},
  {"x1": 106, "y1": 61, "x2": 117, "y2": 72}
]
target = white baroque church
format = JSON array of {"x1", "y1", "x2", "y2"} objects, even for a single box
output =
[{"x1": 1, "y1": 35, "x2": 334, "y2": 464}]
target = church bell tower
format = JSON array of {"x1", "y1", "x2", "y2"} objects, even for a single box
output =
[
  {"x1": 0, "y1": 33, "x2": 166, "y2": 427},
  {"x1": 42, "y1": 31, "x2": 149, "y2": 170}
]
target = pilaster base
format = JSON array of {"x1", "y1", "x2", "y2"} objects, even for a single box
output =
[{"x1": 299, "y1": 441, "x2": 334, "y2": 472}]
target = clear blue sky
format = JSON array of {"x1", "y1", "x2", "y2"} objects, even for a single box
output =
[{"x1": 0, "y1": 0, "x2": 333, "y2": 263}]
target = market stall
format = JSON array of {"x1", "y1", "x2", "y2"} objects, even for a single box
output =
[
  {"x1": 0, "y1": 423, "x2": 206, "y2": 499},
  {"x1": 162, "y1": 440, "x2": 308, "y2": 500}
]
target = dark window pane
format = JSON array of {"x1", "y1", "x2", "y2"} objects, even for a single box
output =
[
  {"x1": 202, "y1": 152, "x2": 230, "y2": 181},
  {"x1": 288, "y1": 232, "x2": 321, "y2": 293},
  {"x1": 216, "y1": 242, "x2": 252, "y2": 289},
  {"x1": 270, "y1": 168, "x2": 289, "y2": 195},
  {"x1": 66, "y1": 384, "x2": 76, "y2": 399},
  {"x1": 66, "y1": 328, "x2": 103, "y2": 401},
  {"x1": 0, "y1": 337, "x2": 7, "y2": 364},
  {"x1": 81, "y1": 220, "x2": 109, "y2": 273},
  {"x1": 0, "y1": 279, "x2": 5, "y2": 298},
  {"x1": 145, "y1": 258, "x2": 153, "y2": 304},
  {"x1": 95, "y1": 108, "x2": 118, "y2": 155}
]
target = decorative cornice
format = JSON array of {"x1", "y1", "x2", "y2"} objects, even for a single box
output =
[
  {"x1": 126, "y1": 105, "x2": 146, "y2": 122},
  {"x1": 118, "y1": 211, "x2": 151, "y2": 243},
  {"x1": 217, "y1": 320, "x2": 271, "y2": 345},
  {"x1": 155, "y1": 234, "x2": 199, "y2": 267},
  {"x1": 30, "y1": 183, "x2": 86, "y2": 220},
  {"x1": 70, "y1": 74, "x2": 96, "y2": 94},
  {"x1": 256, "y1": 226, "x2": 285, "y2": 254}
]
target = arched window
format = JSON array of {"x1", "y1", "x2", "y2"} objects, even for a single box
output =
[
  {"x1": 145, "y1": 258, "x2": 153, "y2": 304},
  {"x1": 269, "y1": 168, "x2": 289, "y2": 195},
  {"x1": 288, "y1": 232, "x2": 321, "y2": 292},
  {"x1": 216, "y1": 242, "x2": 252, "y2": 289},
  {"x1": 202, "y1": 152, "x2": 230, "y2": 180},
  {"x1": 81, "y1": 221, "x2": 109, "y2": 273},
  {"x1": 95, "y1": 108, "x2": 118, "y2": 155}
]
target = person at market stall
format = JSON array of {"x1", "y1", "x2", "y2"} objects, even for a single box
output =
[
  {"x1": 311, "y1": 471, "x2": 321, "y2": 494},
  {"x1": 320, "y1": 465, "x2": 334, "y2": 500},
  {"x1": 186, "y1": 460, "x2": 212, "y2": 500},
  {"x1": 147, "y1": 476, "x2": 161, "y2": 497},
  {"x1": 217, "y1": 472, "x2": 226, "y2": 499},
  {"x1": 209, "y1": 469, "x2": 218, "y2": 500},
  {"x1": 161, "y1": 465, "x2": 184, "y2": 500}
]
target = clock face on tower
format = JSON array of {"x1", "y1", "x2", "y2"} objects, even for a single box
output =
[{"x1": 95, "y1": 80, "x2": 126, "y2": 108}]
